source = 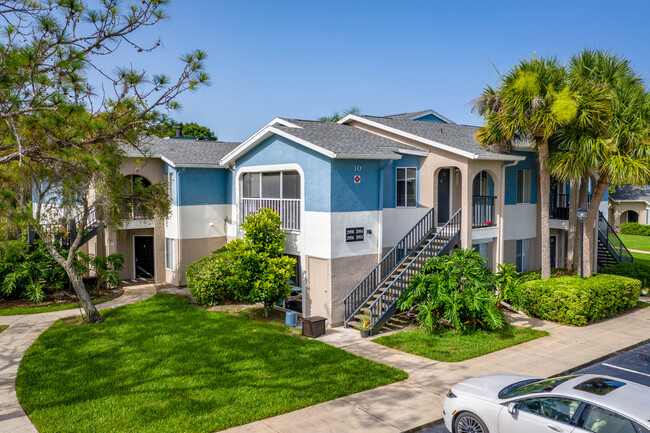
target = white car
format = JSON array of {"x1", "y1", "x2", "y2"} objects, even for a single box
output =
[{"x1": 443, "y1": 374, "x2": 650, "y2": 433}]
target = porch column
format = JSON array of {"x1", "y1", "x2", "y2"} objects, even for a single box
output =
[{"x1": 460, "y1": 166, "x2": 473, "y2": 249}]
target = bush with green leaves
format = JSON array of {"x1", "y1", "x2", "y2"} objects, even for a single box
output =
[
  {"x1": 519, "y1": 274, "x2": 641, "y2": 326},
  {"x1": 599, "y1": 262, "x2": 650, "y2": 291},
  {"x1": 77, "y1": 252, "x2": 125, "y2": 291},
  {"x1": 620, "y1": 222, "x2": 650, "y2": 236},
  {"x1": 397, "y1": 249, "x2": 505, "y2": 331},
  {"x1": 186, "y1": 209, "x2": 296, "y2": 315}
]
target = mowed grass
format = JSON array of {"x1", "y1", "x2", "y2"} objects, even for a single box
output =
[
  {"x1": 0, "y1": 297, "x2": 115, "y2": 316},
  {"x1": 0, "y1": 325, "x2": 7, "y2": 333},
  {"x1": 631, "y1": 252, "x2": 650, "y2": 267},
  {"x1": 373, "y1": 325, "x2": 548, "y2": 362},
  {"x1": 16, "y1": 294, "x2": 407, "y2": 433},
  {"x1": 618, "y1": 234, "x2": 650, "y2": 252}
]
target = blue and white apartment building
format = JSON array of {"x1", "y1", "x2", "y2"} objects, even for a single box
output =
[{"x1": 90, "y1": 109, "x2": 609, "y2": 328}]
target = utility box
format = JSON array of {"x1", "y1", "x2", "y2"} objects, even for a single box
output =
[
  {"x1": 285, "y1": 311, "x2": 297, "y2": 327},
  {"x1": 302, "y1": 316, "x2": 327, "y2": 338}
]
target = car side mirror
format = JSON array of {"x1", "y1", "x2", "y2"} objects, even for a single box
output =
[{"x1": 507, "y1": 402, "x2": 518, "y2": 415}]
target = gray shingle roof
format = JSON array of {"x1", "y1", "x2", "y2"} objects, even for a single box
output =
[
  {"x1": 125, "y1": 136, "x2": 240, "y2": 167},
  {"x1": 357, "y1": 115, "x2": 514, "y2": 159},
  {"x1": 275, "y1": 119, "x2": 423, "y2": 157},
  {"x1": 611, "y1": 185, "x2": 650, "y2": 202}
]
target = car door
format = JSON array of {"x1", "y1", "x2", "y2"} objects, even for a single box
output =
[{"x1": 498, "y1": 396, "x2": 583, "y2": 433}]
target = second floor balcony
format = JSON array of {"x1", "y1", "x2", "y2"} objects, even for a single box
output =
[
  {"x1": 241, "y1": 198, "x2": 301, "y2": 232},
  {"x1": 472, "y1": 196, "x2": 496, "y2": 228},
  {"x1": 549, "y1": 192, "x2": 591, "y2": 220}
]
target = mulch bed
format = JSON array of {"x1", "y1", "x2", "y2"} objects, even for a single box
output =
[{"x1": 0, "y1": 288, "x2": 124, "y2": 311}]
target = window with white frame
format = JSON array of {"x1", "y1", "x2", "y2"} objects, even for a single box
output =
[
  {"x1": 516, "y1": 239, "x2": 529, "y2": 273},
  {"x1": 165, "y1": 237, "x2": 175, "y2": 270},
  {"x1": 164, "y1": 172, "x2": 174, "y2": 202},
  {"x1": 396, "y1": 167, "x2": 417, "y2": 207},
  {"x1": 516, "y1": 169, "x2": 531, "y2": 204}
]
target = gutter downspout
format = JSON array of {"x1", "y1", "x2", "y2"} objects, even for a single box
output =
[
  {"x1": 176, "y1": 167, "x2": 185, "y2": 286},
  {"x1": 498, "y1": 161, "x2": 520, "y2": 265}
]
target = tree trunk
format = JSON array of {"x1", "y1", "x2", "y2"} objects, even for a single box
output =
[
  {"x1": 566, "y1": 178, "x2": 579, "y2": 272},
  {"x1": 538, "y1": 140, "x2": 552, "y2": 280},
  {"x1": 583, "y1": 177, "x2": 609, "y2": 277},
  {"x1": 66, "y1": 263, "x2": 104, "y2": 323}
]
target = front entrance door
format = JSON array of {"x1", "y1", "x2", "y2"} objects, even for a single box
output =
[
  {"x1": 550, "y1": 235, "x2": 557, "y2": 268},
  {"x1": 437, "y1": 169, "x2": 450, "y2": 224},
  {"x1": 134, "y1": 236, "x2": 154, "y2": 279}
]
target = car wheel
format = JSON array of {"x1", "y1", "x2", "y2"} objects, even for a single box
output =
[{"x1": 454, "y1": 412, "x2": 489, "y2": 433}]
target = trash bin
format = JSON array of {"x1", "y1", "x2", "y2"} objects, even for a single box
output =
[
  {"x1": 302, "y1": 316, "x2": 327, "y2": 338},
  {"x1": 285, "y1": 310, "x2": 297, "y2": 327}
]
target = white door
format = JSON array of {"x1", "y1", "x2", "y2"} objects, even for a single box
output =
[{"x1": 498, "y1": 397, "x2": 581, "y2": 433}]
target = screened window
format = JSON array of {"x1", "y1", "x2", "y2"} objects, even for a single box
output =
[
  {"x1": 517, "y1": 169, "x2": 531, "y2": 203},
  {"x1": 396, "y1": 167, "x2": 417, "y2": 207},
  {"x1": 242, "y1": 171, "x2": 300, "y2": 199},
  {"x1": 516, "y1": 239, "x2": 529, "y2": 273},
  {"x1": 165, "y1": 172, "x2": 174, "y2": 202},
  {"x1": 165, "y1": 238, "x2": 175, "y2": 270}
]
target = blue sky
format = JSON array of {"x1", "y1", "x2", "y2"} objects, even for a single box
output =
[{"x1": 100, "y1": 0, "x2": 650, "y2": 141}]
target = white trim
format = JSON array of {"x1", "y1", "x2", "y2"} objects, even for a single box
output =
[
  {"x1": 395, "y1": 166, "x2": 417, "y2": 208},
  {"x1": 394, "y1": 148, "x2": 429, "y2": 157},
  {"x1": 339, "y1": 114, "x2": 527, "y2": 161},
  {"x1": 164, "y1": 237, "x2": 176, "y2": 271},
  {"x1": 333, "y1": 153, "x2": 401, "y2": 160},
  {"x1": 611, "y1": 199, "x2": 650, "y2": 206},
  {"x1": 269, "y1": 117, "x2": 303, "y2": 128},
  {"x1": 133, "y1": 235, "x2": 155, "y2": 279},
  {"x1": 235, "y1": 163, "x2": 306, "y2": 236},
  {"x1": 404, "y1": 109, "x2": 455, "y2": 124}
]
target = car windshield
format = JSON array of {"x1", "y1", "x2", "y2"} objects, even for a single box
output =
[{"x1": 499, "y1": 376, "x2": 578, "y2": 399}]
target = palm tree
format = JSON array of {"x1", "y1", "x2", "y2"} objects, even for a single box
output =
[
  {"x1": 474, "y1": 57, "x2": 577, "y2": 279},
  {"x1": 318, "y1": 106, "x2": 361, "y2": 123},
  {"x1": 552, "y1": 50, "x2": 650, "y2": 276}
]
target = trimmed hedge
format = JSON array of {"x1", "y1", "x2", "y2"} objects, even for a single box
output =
[
  {"x1": 599, "y1": 262, "x2": 650, "y2": 291},
  {"x1": 520, "y1": 274, "x2": 641, "y2": 326},
  {"x1": 518, "y1": 268, "x2": 570, "y2": 283},
  {"x1": 620, "y1": 222, "x2": 650, "y2": 236},
  {"x1": 185, "y1": 250, "x2": 237, "y2": 306}
]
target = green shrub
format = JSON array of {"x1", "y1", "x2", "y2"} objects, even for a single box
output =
[
  {"x1": 599, "y1": 262, "x2": 650, "y2": 290},
  {"x1": 186, "y1": 249, "x2": 237, "y2": 306},
  {"x1": 620, "y1": 222, "x2": 650, "y2": 236},
  {"x1": 186, "y1": 209, "x2": 296, "y2": 314},
  {"x1": 397, "y1": 249, "x2": 504, "y2": 331},
  {"x1": 519, "y1": 274, "x2": 641, "y2": 326},
  {"x1": 518, "y1": 268, "x2": 570, "y2": 283}
]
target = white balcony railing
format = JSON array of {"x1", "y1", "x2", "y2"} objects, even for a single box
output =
[{"x1": 241, "y1": 198, "x2": 301, "y2": 231}]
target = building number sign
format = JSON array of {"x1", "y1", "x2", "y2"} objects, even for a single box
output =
[{"x1": 346, "y1": 227, "x2": 364, "y2": 242}]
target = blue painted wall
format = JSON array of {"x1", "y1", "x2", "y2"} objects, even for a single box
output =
[
  {"x1": 331, "y1": 159, "x2": 382, "y2": 212},
  {"x1": 415, "y1": 113, "x2": 445, "y2": 123},
  {"x1": 381, "y1": 155, "x2": 421, "y2": 209},
  {"x1": 504, "y1": 151, "x2": 538, "y2": 205},
  {"x1": 234, "y1": 135, "x2": 332, "y2": 212}
]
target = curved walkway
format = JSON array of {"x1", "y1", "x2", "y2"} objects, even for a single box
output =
[{"x1": 0, "y1": 284, "x2": 157, "y2": 433}]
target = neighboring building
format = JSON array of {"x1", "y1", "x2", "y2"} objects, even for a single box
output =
[
  {"x1": 610, "y1": 185, "x2": 650, "y2": 227},
  {"x1": 73, "y1": 109, "x2": 618, "y2": 330}
]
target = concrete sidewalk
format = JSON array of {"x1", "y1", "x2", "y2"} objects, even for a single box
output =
[
  {"x1": 222, "y1": 305, "x2": 650, "y2": 433},
  {"x1": 0, "y1": 284, "x2": 157, "y2": 433}
]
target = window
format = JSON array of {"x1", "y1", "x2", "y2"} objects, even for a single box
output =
[
  {"x1": 473, "y1": 171, "x2": 490, "y2": 196},
  {"x1": 499, "y1": 376, "x2": 576, "y2": 399},
  {"x1": 519, "y1": 397, "x2": 581, "y2": 424},
  {"x1": 165, "y1": 172, "x2": 174, "y2": 202},
  {"x1": 396, "y1": 167, "x2": 417, "y2": 207},
  {"x1": 165, "y1": 238, "x2": 175, "y2": 270},
  {"x1": 473, "y1": 243, "x2": 488, "y2": 261},
  {"x1": 574, "y1": 378, "x2": 626, "y2": 396},
  {"x1": 582, "y1": 405, "x2": 636, "y2": 433},
  {"x1": 242, "y1": 171, "x2": 300, "y2": 199},
  {"x1": 516, "y1": 239, "x2": 529, "y2": 273},
  {"x1": 517, "y1": 169, "x2": 531, "y2": 203}
]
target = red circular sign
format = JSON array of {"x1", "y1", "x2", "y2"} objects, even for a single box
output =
[{"x1": 354, "y1": 175, "x2": 361, "y2": 183}]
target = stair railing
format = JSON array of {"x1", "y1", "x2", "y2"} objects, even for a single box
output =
[
  {"x1": 598, "y1": 211, "x2": 633, "y2": 264},
  {"x1": 343, "y1": 207, "x2": 436, "y2": 327},
  {"x1": 367, "y1": 209, "x2": 462, "y2": 331}
]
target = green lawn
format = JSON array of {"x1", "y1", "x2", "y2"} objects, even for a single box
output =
[
  {"x1": 0, "y1": 325, "x2": 7, "y2": 333},
  {"x1": 631, "y1": 252, "x2": 650, "y2": 266},
  {"x1": 16, "y1": 294, "x2": 407, "y2": 433},
  {"x1": 618, "y1": 234, "x2": 650, "y2": 252},
  {"x1": 373, "y1": 325, "x2": 549, "y2": 362},
  {"x1": 0, "y1": 296, "x2": 116, "y2": 316}
]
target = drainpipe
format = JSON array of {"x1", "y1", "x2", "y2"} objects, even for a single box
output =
[
  {"x1": 176, "y1": 167, "x2": 185, "y2": 286},
  {"x1": 498, "y1": 161, "x2": 520, "y2": 265},
  {"x1": 378, "y1": 160, "x2": 391, "y2": 262}
]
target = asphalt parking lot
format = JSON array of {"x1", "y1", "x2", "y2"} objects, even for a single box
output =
[{"x1": 421, "y1": 341, "x2": 650, "y2": 433}]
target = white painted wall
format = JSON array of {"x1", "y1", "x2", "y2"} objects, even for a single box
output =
[
  {"x1": 331, "y1": 211, "x2": 380, "y2": 259},
  {"x1": 382, "y1": 207, "x2": 431, "y2": 248},
  {"x1": 503, "y1": 204, "x2": 537, "y2": 240},
  {"x1": 284, "y1": 211, "x2": 332, "y2": 259},
  {"x1": 178, "y1": 204, "x2": 232, "y2": 239},
  {"x1": 164, "y1": 205, "x2": 179, "y2": 239}
]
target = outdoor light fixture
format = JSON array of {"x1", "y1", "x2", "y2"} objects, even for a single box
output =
[{"x1": 577, "y1": 207, "x2": 587, "y2": 278}]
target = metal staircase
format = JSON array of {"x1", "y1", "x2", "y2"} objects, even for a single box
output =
[
  {"x1": 343, "y1": 208, "x2": 461, "y2": 335},
  {"x1": 597, "y1": 211, "x2": 633, "y2": 268},
  {"x1": 29, "y1": 207, "x2": 100, "y2": 249}
]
